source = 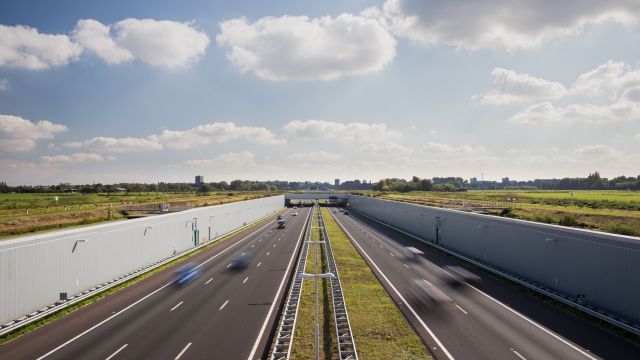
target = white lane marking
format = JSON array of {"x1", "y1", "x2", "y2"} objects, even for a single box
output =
[
  {"x1": 226, "y1": 263, "x2": 232, "y2": 269},
  {"x1": 422, "y1": 279, "x2": 433, "y2": 286},
  {"x1": 251, "y1": 244, "x2": 255, "y2": 248},
  {"x1": 36, "y1": 212, "x2": 283, "y2": 360},
  {"x1": 257, "y1": 262, "x2": 262, "y2": 268},
  {"x1": 390, "y1": 252, "x2": 395, "y2": 257},
  {"x1": 175, "y1": 342, "x2": 192, "y2": 360},
  {"x1": 469, "y1": 284, "x2": 597, "y2": 360},
  {"x1": 219, "y1": 300, "x2": 229, "y2": 311},
  {"x1": 403, "y1": 263, "x2": 410, "y2": 269},
  {"x1": 273, "y1": 244, "x2": 277, "y2": 248},
  {"x1": 170, "y1": 301, "x2": 183, "y2": 312},
  {"x1": 205, "y1": 278, "x2": 213, "y2": 285},
  {"x1": 455, "y1": 304, "x2": 469, "y2": 315},
  {"x1": 266, "y1": 251, "x2": 270, "y2": 256},
  {"x1": 105, "y1": 344, "x2": 128, "y2": 360},
  {"x1": 511, "y1": 349, "x2": 527, "y2": 360},
  {"x1": 331, "y1": 213, "x2": 455, "y2": 360},
  {"x1": 248, "y1": 209, "x2": 311, "y2": 360},
  {"x1": 243, "y1": 277, "x2": 249, "y2": 284},
  {"x1": 349, "y1": 209, "x2": 598, "y2": 360}
]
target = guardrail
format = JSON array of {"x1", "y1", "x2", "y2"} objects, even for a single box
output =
[
  {"x1": 271, "y1": 209, "x2": 312, "y2": 360},
  {"x1": 319, "y1": 208, "x2": 358, "y2": 360},
  {"x1": 0, "y1": 210, "x2": 283, "y2": 338}
]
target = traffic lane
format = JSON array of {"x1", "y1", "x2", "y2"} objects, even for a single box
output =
[
  {"x1": 0, "y1": 210, "x2": 289, "y2": 360},
  {"x1": 340, "y1": 211, "x2": 640, "y2": 360},
  {"x1": 41, "y1": 208, "x2": 310, "y2": 360},
  {"x1": 186, "y1": 212, "x2": 309, "y2": 359},
  {"x1": 335, "y1": 214, "x2": 530, "y2": 360},
  {"x1": 342, "y1": 220, "x2": 587, "y2": 360}
]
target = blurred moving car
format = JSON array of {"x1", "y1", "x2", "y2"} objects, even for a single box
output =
[
  {"x1": 174, "y1": 263, "x2": 201, "y2": 286},
  {"x1": 292, "y1": 212, "x2": 298, "y2": 216},
  {"x1": 407, "y1": 279, "x2": 452, "y2": 308},
  {"x1": 277, "y1": 220, "x2": 286, "y2": 228},
  {"x1": 343, "y1": 211, "x2": 349, "y2": 215},
  {"x1": 277, "y1": 214, "x2": 283, "y2": 220},
  {"x1": 404, "y1": 246, "x2": 424, "y2": 262},
  {"x1": 228, "y1": 253, "x2": 250, "y2": 270},
  {"x1": 443, "y1": 265, "x2": 481, "y2": 287}
]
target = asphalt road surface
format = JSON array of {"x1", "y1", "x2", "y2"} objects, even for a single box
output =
[
  {"x1": 330, "y1": 209, "x2": 640, "y2": 360},
  {"x1": 0, "y1": 207, "x2": 311, "y2": 360}
]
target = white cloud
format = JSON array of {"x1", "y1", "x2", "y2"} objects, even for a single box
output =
[
  {"x1": 72, "y1": 19, "x2": 134, "y2": 64},
  {"x1": 0, "y1": 24, "x2": 82, "y2": 69},
  {"x1": 282, "y1": 120, "x2": 401, "y2": 143},
  {"x1": 0, "y1": 79, "x2": 8, "y2": 91},
  {"x1": 41, "y1": 152, "x2": 104, "y2": 164},
  {"x1": 73, "y1": 136, "x2": 163, "y2": 152},
  {"x1": 572, "y1": 144, "x2": 622, "y2": 161},
  {"x1": 381, "y1": 0, "x2": 639, "y2": 50},
  {"x1": 74, "y1": 18, "x2": 210, "y2": 68},
  {"x1": 361, "y1": 142, "x2": 413, "y2": 156},
  {"x1": 289, "y1": 151, "x2": 342, "y2": 163},
  {"x1": 217, "y1": 13, "x2": 396, "y2": 80},
  {"x1": 475, "y1": 68, "x2": 567, "y2": 105},
  {"x1": 184, "y1": 151, "x2": 256, "y2": 167},
  {"x1": 0, "y1": 114, "x2": 68, "y2": 152},
  {"x1": 150, "y1": 122, "x2": 283, "y2": 149},
  {"x1": 511, "y1": 87, "x2": 640, "y2": 124},
  {"x1": 569, "y1": 60, "x2": 640, "y2": 100},
  {"x1": 423, "y1": 142, "x2": 486, "y2": 155}
]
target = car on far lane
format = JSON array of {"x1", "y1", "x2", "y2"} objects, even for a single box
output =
[
  {"x1": 292, "y1": 212, "x2": 298, "y2": 216},
  {"x1": 277, "y1": 220, "x2": 286, "y2": 228},
  {"x1": 343, "y1": 211, "x2": 349, "y2": 215},
  {"x1": 277, "y1": 214, "x2": 283, "y2": 220}
]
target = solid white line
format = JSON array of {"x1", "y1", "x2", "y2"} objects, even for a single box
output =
[
  {"x1": 511, "y1": 349, "x2": 527, "y2": 360},
  {"x1": 247, "y1": 209, "x2": 310, "y2": 360},
  {"x1": 36, "y1": 212, "x2": 282, "y2": 360},
  {"x1": 105, "y1": 344, "x2": 128, "y2": 360},
  {"x1": 205, "y1": 278, "x2": 213, "y2": 285},
  {"x1": 219, "y1": 300, "x2": 229, "y2": 311},
  {"x1": 469, "y1": 284, "x2": 597, "y2": 360},
  {"x1": 349, "y1": 209, "x2": 598, "y2": 360},
  {"x1": 170, "y1": 301, "x2": 183, "y2": 312},
  {"x1": 175, "y1": 342, "x2": 192, "y2": 360},
  {"x1": 243, "y1": 277, "x2": 249, "y2": 284},
  {"x1": 455, "y1": 304, "x2": 469, "y2": 315},
  {"x1": 331, "y1": 213, "x2": 455, "y2": 360},
  {"x1": 257, "y1": 262, "x2": 262, "y2": 268}
]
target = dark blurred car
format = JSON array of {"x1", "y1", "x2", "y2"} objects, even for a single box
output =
[
  {"x1": 174, "y1": 263, "x2": 201, "y2": 286},
  {"x1": 277, "y1": 220, "x2": 286, "y2": 228},
  {"x1": 443, "y1": 265, "x2": 481, "y2": 287},
  {"x1": 343, "y1": 211, "x2": 349, "y2": 215},
  {"x1": 407, "y1": 279, "x2": 452, "y2": 308},
  {"x1": 277, "y1": 214, "x2": 283, "y2": 220},
  {"x1": 228, "y1": 253, "x2": 250, "y2": 270}
]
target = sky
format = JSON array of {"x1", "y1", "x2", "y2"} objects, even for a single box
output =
[{"x1": 1, "y1": 0, "x2": 639, "y2": 185}]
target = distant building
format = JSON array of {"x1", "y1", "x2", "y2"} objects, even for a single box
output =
[
  {"x1": 195, "y1": 175, "x2": 204, "y2": 185},
  {"x1": 502, "y1": 177, "x2": 510, "y2": 184},
  {"x1": 470, "y1": 177, "x2": 478, "y2": 184},
  {"x1": 334, "y1": 179, "x2": 340, "y2": 187}
]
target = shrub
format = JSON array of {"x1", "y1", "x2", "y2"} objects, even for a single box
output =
[
  {"x1": 558, "y1": 215, "x2": 579, "y2": 226},
  {"x1": 606, "y1": 225, "x2": 637, "y2": 236},
  {"x1": 499, "y1": 208, "x2": 513, "y2": 217}
]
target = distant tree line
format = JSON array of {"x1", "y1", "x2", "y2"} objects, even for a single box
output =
[
  {"x1": 372, "y1": 172, "x2": 640, "y2": 192},
  {"x1": 0, "y1": 180, "x2": 279, "y2": 194}
]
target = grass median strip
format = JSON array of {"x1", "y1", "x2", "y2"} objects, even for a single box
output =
[
  {"x1": 0, "y1": 212, "x2": 280, "y2": 345},
  {"x1": 290, "y1": 208, "x2": 338, "y2": 360},
  {"x1": 322, "y1": 207, "x2": 431, "y2": 360}
]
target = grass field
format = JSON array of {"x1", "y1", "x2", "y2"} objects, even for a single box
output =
[
  {"x1": 363, "y1": 190, "x2": 640, "y2": 237},
  {"x1": 0, "y1": 191, "x2": 278, "y2": 238}
]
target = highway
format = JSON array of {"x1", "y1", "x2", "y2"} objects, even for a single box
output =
[
  {"x1": 0, "y1": 207, "x2": 311, "y2": 360},
  {"x1": 330, "y1": 209, "x2": 640, "y2": 360}
]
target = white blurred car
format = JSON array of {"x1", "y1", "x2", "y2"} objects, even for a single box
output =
[
  {"x1": 292, "y1": 212, "x2": 298, "y2": 216},
  {"x1": 407, "y1": 279, "x2": 452, "y2": 309}
]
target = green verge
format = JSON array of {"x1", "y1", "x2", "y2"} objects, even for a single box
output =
[
  {"x1": 290, "y1": 209, "x2": 338, "y2": 359},
  {"x1": 321, "y1": 207, "x2": 431, "y2": 360},
  {"x1": 0, "y1": 211, "x2": 280, "y2": 346}
]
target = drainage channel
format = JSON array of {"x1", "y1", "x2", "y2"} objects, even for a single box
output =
[
  {"x1": 271, "y1": 209, "x2": 312, "y2": 360},
  {"x1": 319, "y1": 208, "x2": 358, "y2": 360}
]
